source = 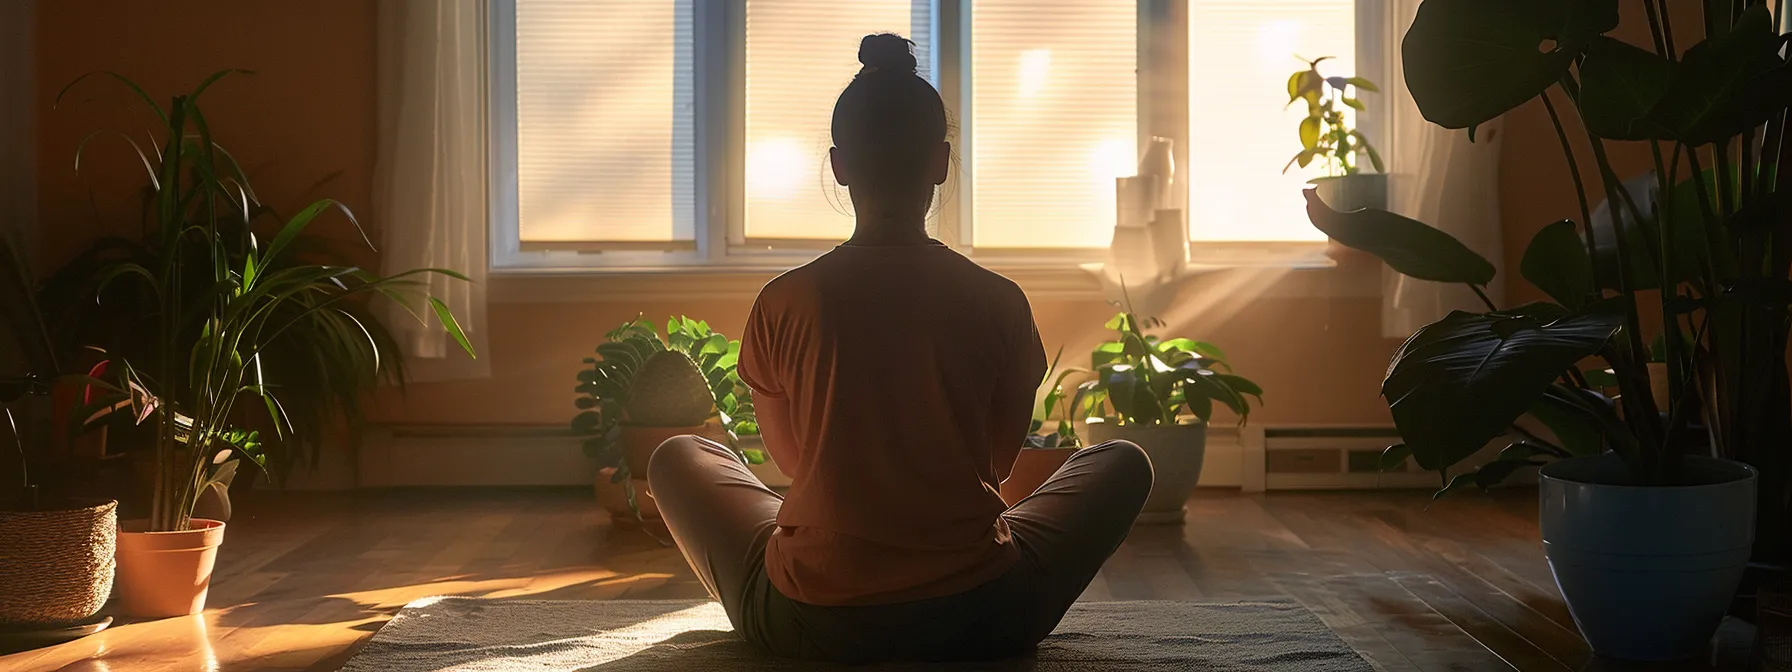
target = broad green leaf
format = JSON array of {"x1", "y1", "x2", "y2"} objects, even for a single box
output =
[
  {"x1": 1356, "y1": 135, "x2": 1386, "y2": 173},
  {"x1": 1519, "y1": 220, "x2": 1593, "y2": 310},
  {"x1": 1645, "y1": 5, "x2": 1789, "y2": 144},
  {"x1": 1527, "y1": 383, "x2": 1615, "y2": 457},
  {"x1": 1344, "y1": 76, "x2": 1380, "y2": 92},
  {"x1": 1215, "y1": 373, "x2": 1264, "y2": 399},
  {"x1": 1305, "y1": 190, "x2": 1496, "y2": 285},
  {"x1": 1299, "y1": 116, "x2": 1321, "y2": 150},
  {"x1": 701, "y1": 333, "x2": 728, "y2": 356},
  {"x1": 1185, "y1": 394, "x2": 1213, "y2": 422},
  {"x1": 1401, "y1": 0, "x2": 1617, "y2": 129},
  {"x1": 1382, "y1": 302, "x2": 1623, "y2": 472},
  {"x1": 1577, "y1": 36, "x2": 1676, "y2": 140},
  {"x1": 1498, "y1": 441, "x2": 1567, "y2": 462}
]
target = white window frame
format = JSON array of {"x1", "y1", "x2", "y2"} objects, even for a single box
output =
[{"x1": 487, "y1": 0, "x2": 1387, "y2": 274}]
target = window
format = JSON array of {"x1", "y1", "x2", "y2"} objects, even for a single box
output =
[
  {"x1": 509, "y1": 0, "x2": 695, "y2": 249},
  {"x1": 743, "y1": 1, "x2": 931, "y2": 243},
  {"x1": 1187, "y1": 0, "x2": 1357, "y2": 244},
  {"x1": 490, "y1": 0, "x2": 1375, "y2": 271}
]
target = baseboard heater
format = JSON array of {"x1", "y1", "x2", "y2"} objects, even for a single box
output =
[{"x1": 1235, "y1": 425, "x2": 1518, "y2": 492}]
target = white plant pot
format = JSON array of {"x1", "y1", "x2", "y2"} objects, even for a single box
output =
[
  {"x1": 1083, "y1": 421, "x2": 1205, "y2": 524},
  {"x1": 1540, "y1": 454, "x2": 1757, "y2": 661}
]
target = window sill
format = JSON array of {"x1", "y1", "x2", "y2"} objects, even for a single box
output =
[{"x1": 486, "y1": 242, "x2": 1362, "y2": 304}]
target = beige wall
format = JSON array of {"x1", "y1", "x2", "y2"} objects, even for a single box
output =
[{"x1": 34, "y1": 1, "x2": 1413, "y2": 449}]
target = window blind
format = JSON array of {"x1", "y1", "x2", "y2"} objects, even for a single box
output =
[
  {"x1": 743, "y1": 0, "x2": 931, "y2": 241},
  {"x1": 513, "y1": 0, "x2": 695, "y2": 244},
  {"x1": 1187, "y1": 0, "x2": 1354, "y2": 243},
  {"x1": 970, "y1": 0, "x2": 1137, "y2": 249}
]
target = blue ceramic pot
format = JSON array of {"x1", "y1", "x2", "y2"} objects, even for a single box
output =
[{"x1": 1539, "y1": 454, "x2": 1757, "y2": 661}]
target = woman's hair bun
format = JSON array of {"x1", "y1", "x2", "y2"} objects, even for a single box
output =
[{"x1": 858, "y1": 33, "x2": 917, "y2": 75}]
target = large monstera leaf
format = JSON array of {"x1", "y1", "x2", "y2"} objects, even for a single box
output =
[
  {"x1": 1576, "y1": 5, "x2": 1792, "y2": 144},
  {"x1": 1381, "y1": 302, "x2": 1624, "y2": 472},
  {"x1": 1304, "y1": 190, "x2": 1495, "y2": 285},
  {"x1": 1402, "y1": 0, "x2": 1618, "y2": 130}
]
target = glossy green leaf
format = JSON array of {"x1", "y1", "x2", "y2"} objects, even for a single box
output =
[
  {"x1": 1577, "y1": 36, "x2": 1676, "y2": 140},
  {"x1": 1520, "y1": 220, "x2": 1593, "y2": 310},
  {"x1": 1474, "y1": 457, "x2": 1545, "y2": 490},
  {"x1": 1305, "y1": 190, "x2": 1496, "y2": 285},
  {"x1": 1527, "y1": 384, "x2": 1615, "y2": 457},
  {"x1": 1401, "y1": 0, "x2": 1617, "y2": 129},
  {"x1": 1382, "y1": 302, "x2": 1623, "y2": 472},
  {"x1": 1645, "y1": 5, "x2": 1789, "y2": 144},
  {"x1": 1299, "y1": 116, "x2": 1322, "y2": 150}
]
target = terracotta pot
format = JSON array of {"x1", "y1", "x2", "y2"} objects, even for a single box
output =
[
  {"x1": 594, "y1": 467, "x2": 661, "y2": 527},
  {"x1": 619, "y1": 423, "x2": 728, "y2": 480},
  {"x1": 1000, "y1": 447, "x2": 1078, "y2": 507},
  {"x1": 115, "y1": 519, "x2": 226, "y2": 618}
]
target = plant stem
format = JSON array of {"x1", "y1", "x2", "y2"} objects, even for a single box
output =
[
  {"x1": 1541, "y1": 91, "x2": 1598, "y2": 264},
  {"x1": 1560, "y1": 77, "x2": 1666, "y2": 472},
  {"x1": 1469, "y1": 284, "x2": 1498, "y2": 312},
  {"x1": 1714, "y1": 141, "x2": 1738, "y2": 218},
  {"x1": 1643, "y1": 0, "x2": 1669, "y2": 56},
  {"x1": 1658, "y1": 0, "x2": 1677, "y2": 57}
]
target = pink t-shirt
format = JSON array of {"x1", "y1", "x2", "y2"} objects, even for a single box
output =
[{"x1": 739, "y1": 242, "x2": 1047, "y2": 606}]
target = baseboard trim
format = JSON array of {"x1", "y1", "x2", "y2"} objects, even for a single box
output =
[{"x1": 359, "y1": 425, "x2": 594, "y2": 488}]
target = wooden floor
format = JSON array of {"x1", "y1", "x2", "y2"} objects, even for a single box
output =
[{"x1": 0, "y1": 488, "x2": 1744, "y2": 671}]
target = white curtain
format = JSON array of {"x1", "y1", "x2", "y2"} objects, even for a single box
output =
[
  {"x1": 376, "y1": 0, "x2": 491, "y2": 380},
  {"x1": 1380, "y1": 0, "x2": 1505, "y2": 337}
]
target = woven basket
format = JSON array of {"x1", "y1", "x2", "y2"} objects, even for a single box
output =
[{"x1": 0, "y1": 499, "x2": 117, "y2": 625}]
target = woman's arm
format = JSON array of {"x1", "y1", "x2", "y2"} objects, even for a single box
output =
[
  {"x1": 992, "y1": 380, "x2": 1030, "y2": 483},
  {"x1": 995, "y1": 311, "x2": 1049, "y2": 483},
  {"x1": 754, "y1": 393, "x2": 802, "y2": 475}
]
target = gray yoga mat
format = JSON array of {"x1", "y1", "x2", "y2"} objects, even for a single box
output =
[{"x1": 342, "y1": 597, "x2": 1373, "y2": 671}]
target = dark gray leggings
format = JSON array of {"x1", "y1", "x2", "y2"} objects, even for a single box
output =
[{"x1": 647, "y1": 437, "x2": 1153, "y2": 663}]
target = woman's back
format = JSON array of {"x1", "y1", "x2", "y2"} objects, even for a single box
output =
[{"x1": 739, "y1": 241, "x2": 1046, "y2": 606}]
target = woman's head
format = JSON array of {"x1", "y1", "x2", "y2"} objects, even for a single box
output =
[{"x1": 830, "y1": 33, "x2": 950, "y2": 223}]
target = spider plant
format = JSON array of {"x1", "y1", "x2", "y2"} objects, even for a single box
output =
[
  {"x1": 42, "y1": 78, "x2": 415, "y2": 483},
  {"x1": 65, "y1": 70, "x2": 473, "y2": 531}
]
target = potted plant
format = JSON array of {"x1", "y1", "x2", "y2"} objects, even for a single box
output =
[
  {"x1": 574, "y1": 316, "x2": 761, "y2": 525},
  {"x1": 66, "y1": 71, "x2": 473, "y2": 617},
  {"x1": 1304, "y1": 0, "x2": 1790, "y2": 660},
  {"x1": 0, "y1": 236, "x2": 116, "y2": 641},
  {"x1": 1284, "y1": 56, "x2": 1384, "y2": 211},
  {"x1": 1000, "y1": 347, "x2": 1083, "y2": 507},
  {"x1": 1075, "y1": 310, "x2": 1262, "y2": 524}
]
